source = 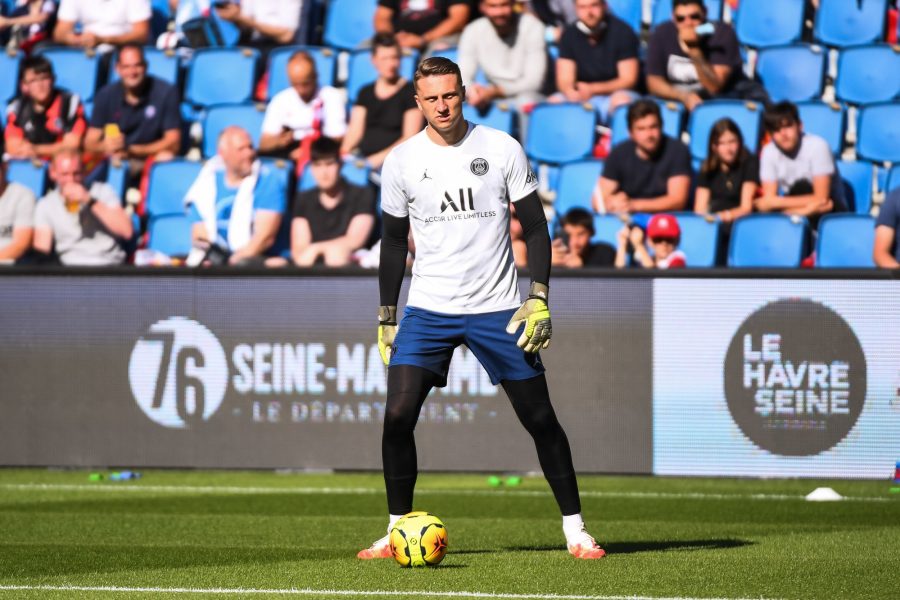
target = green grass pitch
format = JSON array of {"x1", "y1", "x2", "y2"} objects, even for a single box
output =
[{"x1": 0, "y1": 469, "x2": 898, "y2": 599}]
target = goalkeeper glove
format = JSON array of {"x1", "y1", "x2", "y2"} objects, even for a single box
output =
[
  {"x1": 506, "y1": 282, "x2": 551, "y2": 353},
  {"x1": 377, "y1": 305, "x2": 398, "y2": 366}
]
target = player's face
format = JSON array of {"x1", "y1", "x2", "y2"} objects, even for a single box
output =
[
  {"x1": 21, "y1": 68, "x2": 53, "y2": 105},
  {"x1": 117, "y1": 48, "x2": 147, "y2": 91},
  {"x1": 564, "y1": 224, "x2": 591, "y2": 256},
  {"x1": 713, "y1": 129, "x2": 740, "y2": 165},
  {"x1": 481, "y1": 0, "x2": 515, "y2": 30},
  {"x1": 310, "y1": 157, "x2": 341, "y2": 191},
  {"x1": 288, "y1": 59, "x2": 318, "y2": 103},
  {"x1": 372, "y1": 45, "x2": 401, "y2": 81},
  {"x1": 771, "y1": 120, "x2": 801, "y2": 154},
  {"x1": 415, "y1": 74, "x2": 465, "y2": 136},
  {"x1": 630, "y1": 114, "x2": 662, "y2": 155},
  {"x1": 575, "y1": 0, "x2": 605, "y2": 29}
]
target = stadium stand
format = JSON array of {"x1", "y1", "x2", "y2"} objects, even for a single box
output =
[
  {"x1": 201, "y1": 104, "x2": 267, "y2": 159},
  {"x1": 816, "y1": 214, "x2": 876, "y2": 268},
  {"x1": 611, "y1": 99, "x2": 685, "y2": 146},
  {"x1": 814, "y1": 0, "x2": 888, "y2": 48},
  {"x1": 38, "y1": 47, "x2": 102, "y2": 104},
  {"x1": 346, "y1": 48, "x2": 417, "y2": 103},
  {"x1": 591, "y1": 214, "x2": 625, "y2": 248},
  {"x1": 670, "y1": 212, "x2": 720, "y2": 268},
  {"x1": 728, "y1": 214, "x2": 808, "y2": 268},
  {"x1": 6, "y1": 159, "x2": 48, "y2": 198},
  {"x1": 887, "y1": 164, "x2": 900, "y2": 193},
  {"x1": 735, "y1": 0, "x2": 805, "y2": 48},
  {"x1": 687, "y1": 100, "x2": 762, "y2": 161},
  {"x1": 856, "y1": 102, "x2": 900, "y2": 163},
  {"x1": 323, "y1": 0, "x2": 377, "y2": 51},
  {"x1": 145, "y1": 159, "x2": 203, "y2": 257},
  {"x1": 606, "y1": 0, "x2": 643, "y2": 34},
  {"x1": 755, "y1": 44, "x2": 826, "y2": 103},
  {"x1": 467, "y1": 102, "x2": 516, "y2": 136},
  {"x1": 834, "y1": 44, "x2": 900, "y2": 105},
  {"x1": 836, "y1": 159, "x2": 875, "y2": 216},
  {"x1": 267, "y1": 46, "x2": 337, "y2": 99},
  {"x1": 796, "y1": 101, "x2": 847, "y2": 157},
  {"x1": 184, "y1": 48, "x2": 259, "y2": 109},
  {"x1": 525, "y1": 103, "x2": 596, "y2": 164},
  {"x1": 0, "y1": 50, "x2": 21, "y2": 106},
  {"x1": 554, "y1": 160, "x2": 604, "y2": 219}
]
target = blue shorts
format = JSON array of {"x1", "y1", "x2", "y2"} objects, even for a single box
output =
[{"x1": 390, "y1": 306, "x2": 545, "y2": 387}]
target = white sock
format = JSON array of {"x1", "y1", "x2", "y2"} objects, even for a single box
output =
[
  {"x1": 562, "y1": 513, "x2": 585, "y2": 536},
  {"x1": 387, "y1": 513, "x2": 404, "y2": 534}
]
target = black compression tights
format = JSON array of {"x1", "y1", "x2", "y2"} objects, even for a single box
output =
[{"x1": 382, "y1": 365, "x2": 581, "y2": 516}]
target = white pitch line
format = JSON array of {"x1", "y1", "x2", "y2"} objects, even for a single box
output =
[
  {"x1": 0, "y1": 483, "x2": 890, "y2": 503},
  {"x1": 0, "y1": 584, "x2": 782, "y2": 600}
]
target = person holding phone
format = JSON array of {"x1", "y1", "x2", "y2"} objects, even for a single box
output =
[{"x1": 645, "y1": 0, "x2": 764, "y2": 110}]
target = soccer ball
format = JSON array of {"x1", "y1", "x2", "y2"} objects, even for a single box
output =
[{"x1": 389, "y1": 511, "x2": 448, "y2": 567}]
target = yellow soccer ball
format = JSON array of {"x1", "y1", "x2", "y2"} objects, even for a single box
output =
[{"x1": 389, "y1": 511, "x2": 448, "y2": 567}]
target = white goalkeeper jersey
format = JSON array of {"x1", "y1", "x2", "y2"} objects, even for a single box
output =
[{"x1": 380, "y1": 122, "x2": 539, "y2": 315}]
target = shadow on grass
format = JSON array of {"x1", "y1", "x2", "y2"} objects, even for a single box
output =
[{"x1": 505, "y1": 539, "x2": 752, "y2": 555}]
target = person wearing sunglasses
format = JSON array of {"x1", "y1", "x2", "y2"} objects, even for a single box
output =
[{"x1": 645, "y1": 0, "x2": 761, "y2": 111}]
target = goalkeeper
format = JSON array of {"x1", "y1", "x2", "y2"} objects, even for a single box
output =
[{"x1": 359, "y1": 56, "x2": 605, "y2": 561}]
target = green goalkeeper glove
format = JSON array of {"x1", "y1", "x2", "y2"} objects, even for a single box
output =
[
  {"x1": 506, "y1": 283, "x2": 551, "y2": 353},
  {"x1": 377, "y1": 305, "x2": 398, "y2": 366}
]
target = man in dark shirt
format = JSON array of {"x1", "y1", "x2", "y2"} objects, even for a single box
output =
[
  {"x1": 292, "y1": 137, "x2": 375, "y2": 267},
  {"x1": 646, "y1": 0, "x2": 762, "y2": 110},
  {"x1": 374, "y1": 0, "x2": 470, "y2": 53},
  {"x1": 596, "y1": 99, "x2": 692, "y2": 214},
  {"x1": 551, "y1": 207, "x2": 615, "y2": 268},
  {"x1": 84, "y1": 44, "x2": 181, "y2": 203},
  {"x1": 554, "y1": 0, "x2": 639, "y2": 123},
  {"x1": 4, "y1": 55, "x2": 86, "y2": 161}
]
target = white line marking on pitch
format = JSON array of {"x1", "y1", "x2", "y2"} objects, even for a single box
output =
[
  {"x1": 0, "y1": 483, "x2": 889, "y2": 502},
  {"x1": 0, "y1": 584, "x2": 781, "y2": 600}
]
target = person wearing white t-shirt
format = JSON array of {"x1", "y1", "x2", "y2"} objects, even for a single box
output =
[
  {"x1": 214, "y1": 0, "x2": 302, "y2": 48},
  {"x1": 358, "y1": 57, "x2": 606, "y2": 562},
  {"x1": 54, "y1": 0, "x2": 151, "y2": 51},
  {"x1": 259, "y1": 51, "x2": 347, "y2": 165}
]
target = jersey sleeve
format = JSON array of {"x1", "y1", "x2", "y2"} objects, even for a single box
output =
[
  {"x1": 379, "y1": 150, "x2": 409, "y2": 218},
  {"x1": 506, "y1": 137, "x2": 538, "y2": 202}
]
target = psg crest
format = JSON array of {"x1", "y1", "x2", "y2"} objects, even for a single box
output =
[{"x1": 470, "y1": 158, "x2": 489, "y2": 176}]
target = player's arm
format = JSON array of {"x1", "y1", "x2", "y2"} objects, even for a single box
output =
[
  {"x1": 506, "y1": 191, "x2": 552, "y2": 352},
  {"x1": 377, "y1": 212, "x2": 409, "y2": 364}
]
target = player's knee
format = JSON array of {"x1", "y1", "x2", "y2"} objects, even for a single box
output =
[{"x1": 383, "y1": 400, "x2": 419, "y2": 437}]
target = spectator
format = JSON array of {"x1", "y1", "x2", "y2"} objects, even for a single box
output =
[
  {"x1": 340, "y1": 34, "x2": 423, "y2": 170},
  {"x1": 84, "y1": 45, "x2": 180, "y2": 194},
  {"x1": 33, "y1": 149, "x2": 133, "y2": 265},
  {"x1": 757, "y1": 101, "x2": 846, "y2": 227},
  {"x1": 594, "y1": 99, "x2": 691, "y2": 214},
  {"x1": 213, "y1": 0, "x2": 302, "y2": 53},
  {"x1": 458, "y1": 0, "x2": 547, "y2": 131},
  {"x1": 874, "y1": 187, "x2": 900, "y2": 269},
  {"x1": 526, "y1": 0, "x2": 576, "y2": 43},
  {"x1": 646, "y1": 0, "x2": 766, "y2": 111},
  {"x1": 0, "y1": 157, "x2": 37, "y2": 263},
  {"x1": 291, "y1": 137, "x2": 375, "y2": 267},
  {"x1": 53, "y1": 0, "x2": 151, "y2": 52},
  {"x1": 615, "y1": 213, "x2": 686, "y2": 269},
  {"x1": 0, "y1": 0, "x2": 56, "y2": 53},
  {"x1": 374, "y1": 0, "x2": 470, "y2": 53},
  {"x1": 551, "y1": 207, "x2": 615, "y2": 267},
  {"x1": 552, "y1": 0, "x2": 639, "y2": 124},
  {"x1": 694, "y1": 117, "x2": 757, "y2": 225},
  {"x1": 4, "y1": 55, "x2": 86, "y2": 161},
  {"x1": 184, "y1": 126, "x2": 286, "y2": 265},
  {"x1": 259, "y1": 51, "x2": 347, "y2": 166}
]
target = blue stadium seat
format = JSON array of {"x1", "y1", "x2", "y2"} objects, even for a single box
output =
[
  {"x1": 606, "y1": 0, "x2": 642, "y2": 33},
  {"x1": 592, "y1": 214, "x2": 626, "y2": 247},
  {"x1": 109, "y1": 47, "x2": 180, "y2": 86},
  {"x1": 728, "y1": 214, "x2": 808, "y2": 267},
  {"x1": 6, "y1": 159, "x2": 47, "y2": 198},
  {"x1": 346, "y1": 48, "x2": 417, "y2": 103},
  {"x1": 672, "y1": 212, "x2": 720, "y2": 267},
  {"x1": 816, "y1": 214, "x2": 875, "y2": 268},
  {"x1": 755, "y1": 44, "x2": 826, "y2": 103},
  {"x1": 735, "y1": 0, "x2": 805, "y2": 48},
  {"x1": 525, "y1": 103, "x2": 596, "y2": 164},
  {"x1": 835, "y1": 45, "x2": 900, "y2": 105},
  {"x1": 611, "y1": 99, "x2": 684, "y2": 146},
  {"x1": 796, "y1": 101, "x2": 846, "y2": 157},
  {"x1": 145, "y1": 160, "x2": 203, "y2": 256},
  {"x1": 652, "y1": 0, "x2": 724, "y2": 28},
  {"x1": 105, "y1": 160, "x2": 129, "y2": 200},
  {"x1": 886, "y1": 164, "x2": 900, "y2": 193},
  {"x1": 687, "y1": 100, "x2": 762, "y2": 161},
  {"x1": 39, "y1": 47, "x2": 101, "y2": 103},
  {"x1": 815, "y1": 0, "x2": 887, "y2": 48},
  {"x1": 202, "y1": 103, "x2": 266, "y2": 158},
  {"x1": 836, "y1": 160, "x2": 875, "y2": 215},
  {"x1": 468, "y1": 102, "x2": 515, "y2": 136},
  {"x1": 554, "y1": 160, "x2": 604, "y2": 218},
  {"x1": 298, "y1": 159, "x2": 371, "y2": 191},
  {"x1": 323, "y1": 0, "x2": 377, "y2": 50},
  {"x1": 856, "y1": 102, "x2": 900, "y2": 163},
  {"x1": 267, "y1": 46, "x2": 337, "y2": 99},
  {"x1": 0, "y1": 50, "x2": 21, "y2": 105},
  {"x1": 184, "y1": 48, "x2": 259, "y2": 108}
]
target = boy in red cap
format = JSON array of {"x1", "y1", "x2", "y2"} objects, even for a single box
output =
[{"x1": 615, "y1": 213, "x2": 686, "y2": 268}]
